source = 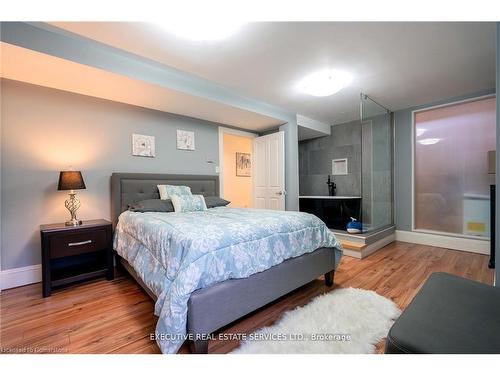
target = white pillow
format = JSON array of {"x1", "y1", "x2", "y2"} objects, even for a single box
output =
[
  {"x1": 157, "y1": 184, "x2": 192, "y2": 200},
  {"x1": 171, "y1": 194, "x2": 207, "y2": 213}
]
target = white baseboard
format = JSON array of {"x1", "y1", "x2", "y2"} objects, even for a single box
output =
[
  {"x1": 395, "y1": 230, "x2": 489, "y2": 255},
  {"x1": 0, "y1": 264, "x2": 42, "y2": 291}
]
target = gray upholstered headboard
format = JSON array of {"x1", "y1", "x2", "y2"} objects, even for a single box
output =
[{"x1": 110, "y1": 173, "x2": 219, "y2": 228}]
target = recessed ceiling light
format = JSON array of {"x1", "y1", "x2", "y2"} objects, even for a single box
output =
[
  {"x1": 418, "y1": 138, "x2": 441, "y2": 145},
  {"x1": 296, "y1": 69, "x2": 352, "y2": 97},
  {"x1": 154, "y1": 20, "x2": 244, "y2": 41}
]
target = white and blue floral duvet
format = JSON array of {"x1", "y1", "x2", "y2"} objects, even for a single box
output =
[{"x1": 113, "y1": 206, "x2": 342, "y2": 353}]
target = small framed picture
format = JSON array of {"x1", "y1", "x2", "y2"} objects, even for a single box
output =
[
  {"x1": 236, "y1": 152, "x2": 251, "y2": 177},
  {"x1": 132, "y1": 133, "x2": 155, "y2": 158},
  {"x1": 177, "y1": 130, "x2": 195, "y2": 151}
]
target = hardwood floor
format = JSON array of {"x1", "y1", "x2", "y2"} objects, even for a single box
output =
[{"x1": 0, "y1": 241, "x2": 494, "y2": 354}]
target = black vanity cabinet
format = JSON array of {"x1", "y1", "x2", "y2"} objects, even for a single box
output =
[{"x1": 299, "y1": 196, "x2": 362, "y2": 231}]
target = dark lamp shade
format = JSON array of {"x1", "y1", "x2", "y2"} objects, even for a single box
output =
[{"x1": 58, "y1": 171, "x2": 86, "y2": 191}]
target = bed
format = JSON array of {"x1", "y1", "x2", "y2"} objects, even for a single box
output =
[{"x1": 111, "y1": 173, "x2": 342, "y2": 354}]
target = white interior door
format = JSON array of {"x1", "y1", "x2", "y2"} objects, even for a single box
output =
[{"x1": 253, "y1": 131, "x2": 285, "y2": 210}]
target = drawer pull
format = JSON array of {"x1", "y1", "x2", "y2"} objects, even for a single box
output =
[{"x1": 68, "y1": 240, "x2": 92, "y2": 247}]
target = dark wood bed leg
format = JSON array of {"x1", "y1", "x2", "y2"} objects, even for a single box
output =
[
  {"x1": 324, "y1": 270, "x2": 334, "y2": 287},
  {"x1": 113, "y1": 251, "x2": 125, "y2": 274},
  {"x1": 190, "y1": 339, "x2": 209, "y2": 354}
]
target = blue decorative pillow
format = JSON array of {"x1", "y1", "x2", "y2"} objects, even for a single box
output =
[
  {"x1": 157, "y1": 184, "x2": 192, "y2": 200},
  {"x1": 171, "y1": 194, "x2": 207, "y2": 213}
]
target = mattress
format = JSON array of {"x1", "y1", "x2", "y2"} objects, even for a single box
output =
[{"x1": 113, "y1": 206, "x2": 342, "y2": 353}]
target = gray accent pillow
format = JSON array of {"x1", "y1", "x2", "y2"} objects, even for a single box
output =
[
  {"x1": 204, "y1": 196, "x2": 230, "y2": 208},
  {"x1": 128, "y1": 199, "x2": 174, "y2": 212}
]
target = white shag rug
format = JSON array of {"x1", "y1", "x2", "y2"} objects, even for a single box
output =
[{"x1": 232, "y1": 288, "x2": 401, "y2": 354}]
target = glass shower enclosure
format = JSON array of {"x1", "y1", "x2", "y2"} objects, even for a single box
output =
[
  {"x1": 360, "y1": 94, "x2": 394, "y2": 232},
  {"x1": 297, "y1": 93, "x2": 394, "y2": 234}
]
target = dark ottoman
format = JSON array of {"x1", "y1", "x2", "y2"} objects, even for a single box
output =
[{"x1": 385, "y1": 272, "x2": 500, "y2": 354}]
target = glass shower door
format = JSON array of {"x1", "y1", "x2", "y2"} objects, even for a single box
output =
[{"x1": 360, "y1": 94, "x2": 393, "y2": 232}]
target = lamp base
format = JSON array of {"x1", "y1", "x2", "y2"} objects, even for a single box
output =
[
  {"x1": 64, "y1": 192, "x2": 82, "y2": 226},
  {"x1": 65, "y1": 219, "x2": 83, "y2": 226}
]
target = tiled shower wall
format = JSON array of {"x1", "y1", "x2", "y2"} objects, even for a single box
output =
[
  {"x1": 299, "y1": 120, "x2": 362, "y2": 198},
  {"x1": 299, "y1": 115, "x2": 392, "y2": 228}
]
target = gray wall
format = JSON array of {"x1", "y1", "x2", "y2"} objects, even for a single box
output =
[
  {"x1": 496, "y1": 22, "x2": 500, "y2": 285},
  {"x1": 279, "y1": 122, "x2": 299, "y2": 211},
  {"x1": 1, "y1": 80, "x2": 220, "y2": 270},
  {"x1": 0, "y1": 77, "x2": 2, "y2": 272},
  {"x1": 299, "y1": 120, "x2": 362, "y2": 197},
  {"x1": 393, "y1": 88, "x2": 495, "y2": 231},
  {"x1": 1, "y1": 21, "x2": 300, "y2": 214}
]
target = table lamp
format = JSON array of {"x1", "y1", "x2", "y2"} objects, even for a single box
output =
[{"x1": 58, "y1": 170, "x2": 86, "y2": 226}]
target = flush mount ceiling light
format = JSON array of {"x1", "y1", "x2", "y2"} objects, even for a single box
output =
[
  {"x1": 154, "y1": 20, "x2": 244, "y2": 41},
  {"x1": 296, "y1": 69, "x2": 352, "y2": 97},
  {"x1": 418, "y1": 138, "x2": 441, "y2": 145}
]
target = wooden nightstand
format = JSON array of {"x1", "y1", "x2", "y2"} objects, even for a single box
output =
[{"x1": 40, "y1": 219, "x2": 114, "y2": 297}]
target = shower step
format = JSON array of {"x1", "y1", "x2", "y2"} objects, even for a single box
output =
[
  {"x1": 341, "y1": 241, "x2": 366, "y2": 252},
  {"x1": 332, "y1": 225, "x2": 396, "y2": 259}
]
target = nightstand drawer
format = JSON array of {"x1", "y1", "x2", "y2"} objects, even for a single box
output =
[{"x1": 50, "y1": 229, "x2": 108, "y2": 258}]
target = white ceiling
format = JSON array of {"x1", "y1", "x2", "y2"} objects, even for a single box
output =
[
  {"x1": 50, "y1": 22, "x2": 496, "y2": 125},
  {"x1": 1, "y1": 42, "x2": 284, "y2": 131}
]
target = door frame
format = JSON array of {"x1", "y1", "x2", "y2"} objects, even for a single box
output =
[
  {"x1": 252, "y1": 131, "x2": 286, "y2": 210},
  {"x1": 218, "y1": 126, "x2": 258, "y2": 198}
]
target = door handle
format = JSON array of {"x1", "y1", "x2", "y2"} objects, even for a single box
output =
[
  {"x1": 276, "y1": 191, "x2": 286, "y2": 196},
  {"x1": 68, "y1": 240, "x2": 92, "y2": 247}
]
